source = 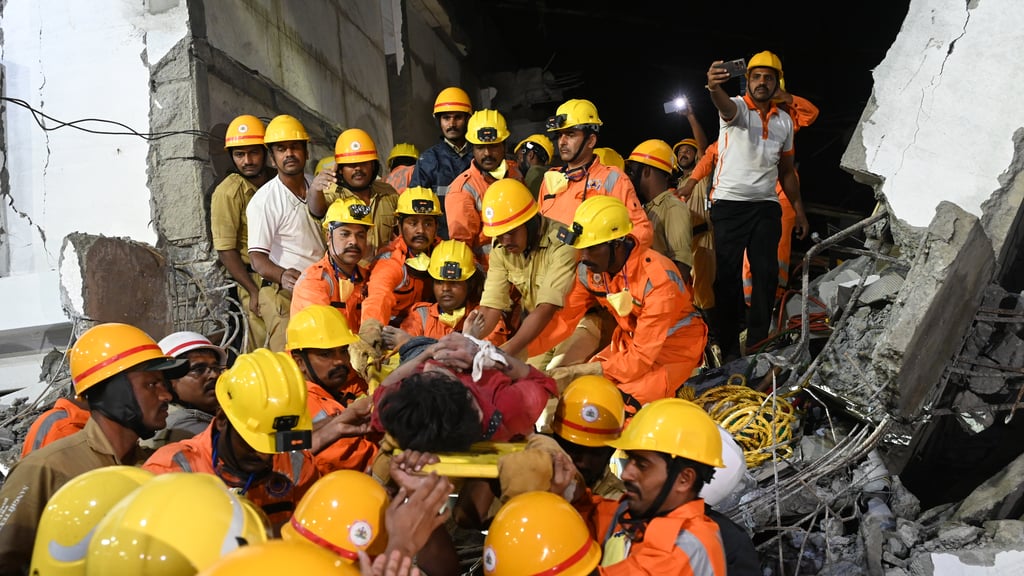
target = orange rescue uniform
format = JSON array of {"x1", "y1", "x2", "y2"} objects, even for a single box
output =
[
  {"x1": 401, "y1": 302, "x2": 507, "y2": 346},
  {"x1": 142, "y1": 423, "x2": 319, "y2": 529},
  {"x1": 597, "y1": 498, "x2": 726, "y2": 576},
  {"x1": 362, "y1": 236, "x2": 435, "y2": 327},
  {"x1": 538, "y1": 243, "x2": 707, "y2": 407},
  {"x1": 445, "y1": 161, "x2": 523, "y2": 263},
  {"x1": 538, "y1": 156, "x2": 654, "y2": 249},
  {"x1": 387, "y1": 164, "x2": 415, "y2": 195},
  {"x1": 20, "y1": 398, "x2": 90, "y2": 458},
  {"x1": 290, "y1": 252, "x2": 369, "y2": 331},
  {"x1": 305, "y1": 380, "x2": 378, "y2": 475}
]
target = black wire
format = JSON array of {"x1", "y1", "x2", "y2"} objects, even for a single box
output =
[{"x1": 1, "y1": 96, "x2": 211, "y2": 142}]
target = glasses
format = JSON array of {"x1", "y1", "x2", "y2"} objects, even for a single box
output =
[{"x1": 187, "y1": 362, "x2": 226, "y2": 378}]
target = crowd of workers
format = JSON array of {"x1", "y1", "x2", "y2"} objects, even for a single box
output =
[{"x1": 0, "y1": 51, "x2": 815, "y2": 575}]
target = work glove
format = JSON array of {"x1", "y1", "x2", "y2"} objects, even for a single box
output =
[
  {"x1": 370, "y1": 434, "x2": 400, "y2": 487},
  {"x1": 497, "y1": 434, "x2": 582, "y2": 504},
  {"x1": 349, "y1": 338, "x2": 381, "y2": 382},
  {"x1": 546, "y1": 362, "x2": 603, "y2": 394},
  {"x1": 358, "y1": 318, "x2": 384, "y2": 350}
]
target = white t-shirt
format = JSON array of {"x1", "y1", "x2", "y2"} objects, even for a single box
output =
[
  {"x1": 246, "y1": 174, "x2": 325, "y2": 271},
  {"x1": 711, "y1": 95, "x2": 794, "y2": 203}
]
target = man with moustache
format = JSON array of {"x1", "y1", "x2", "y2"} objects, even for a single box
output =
[
  {"x1": 144, "y1": 349, "x2": 319, "y2": 532},
  {"x1": 307, "y1": 128, "x2": 400, "y2": 258},
  {"x1": 597, "y1": 399, "x2": 727, "y2": 575},
  {"x1": 444, "y1": 109, "x2": 523, "y2": 265},
  {"x1": 211, "y1": 114, "x2": 275, "y2": 349},
  {"x1": 704, "y1": 51, "x2": 809, "y2": 362},
  {"x1": 150, "y1": 331, "x2": 229, "y2": 447},
  {"x1": 0, "y1": 323, "x2": 187, "y2": 572},
  {"x1": 410, "y1": 86, "x2": 475, "y2": 240},
  {"x1": 538, "y1": 196, "x2": 707, "y2": 411},
  {"x1": 286, "y1": 305, "x2": 378, "y2": 475},
  {"x1": 290, "y1": 196, "x2": 373, "y2": 332},
  {"x1": 247, "y1": 115, "x2": 325, "y2": 351}
]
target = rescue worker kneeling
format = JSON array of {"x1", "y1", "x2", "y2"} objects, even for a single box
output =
[
  {"x1": 538, "y1": 195, "x2": 708, "y2": 408},
  {"x1": 597, "y1": 398, "x2": 727, "y2": 575},
  {"x1": 143, "y1": 349, "x2": 320, "y2": 533},
  {"x1": 286, "y1": 305, "x2": 378, "y2": 475}
]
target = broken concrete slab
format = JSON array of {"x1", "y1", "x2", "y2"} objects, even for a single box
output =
[{"x1": 953, "y1": 447, "x2": 1024, "y2": 524}]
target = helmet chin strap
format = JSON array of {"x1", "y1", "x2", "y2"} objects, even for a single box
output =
[
  {"x1": 86, "y1": 373, "x2": 155, "y2": 440},
  {"x1": 637, "y1": 455, "x2": 685, "y2": 520}
]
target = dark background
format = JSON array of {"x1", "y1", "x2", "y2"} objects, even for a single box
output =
[{"x1": 447, "y1": 0, "x2": 912, "y2": 249}]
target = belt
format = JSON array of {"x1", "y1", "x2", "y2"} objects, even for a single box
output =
[{"x1": 692, "y1": 223, "x2": 709, "y2": 236}]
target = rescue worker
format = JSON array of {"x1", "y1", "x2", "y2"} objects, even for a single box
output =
[
  {"x1": 151, "y1": 331, "x2": 229, "y2": 446},
  {"x1": 444, "y1": 109, "x2": 523, "y2": 264},
  {"x1": 540, "y1": 99, "x2": 654, "y2": 250},
  {"x1": 593, "y1": 147, "x2": 625, "y2": 171},
  {"x1": 598, "y1": 398, "x2": 727, "y2": 575},
  {"x1": 309, "y1": 128, "x2": 400, "y2": 257},
  {"x1": 675, "y1": 138, "x2": 717, "y2": 314},
  {"x1": 513, "y1": 133, "x2": 554, "y2": 198},
  {"x1": 29, "y1": 466, "x2": 153, "y2": 575},
  {"x1": 285, "y1": 305, "x2": 378, "y2": 475},
  {"x1": 540, "y1": 196, "x2": 708, "y2": 409},
  {"x1": 211, "y1": 114, "x2": 275, "y2": 349},
  {"x1": 0, "y1": 323, "x2": 187, "y2": 573},
  {"x1": 143, "y1": 348, "x2": 320, "y2": 531},
  {"x1": 386, "y1": 142, "x2": 420, "y2": 194},
  {"x1": 626, "y1": 139, "x2": 694, "y2": 283},
  {"x1": 482, "y1": 491, "x2": 601, "y2": 576},
  {"x1": 358, "y1": 187, "x2": 442, "y2": 351},
  {"x1": 383, "y1": 239, "x2": 504, "y2": 350},
  {"x1": 85, "y1": 472, "x2": 270, "y2": 575},
  {"x1": 247, "y1": 114, "x2": 325, "y2": 352},
  {"x1": 19, "y1": 393, "x2": 89, "y2": 458},
  {"x1": 290, "y1": 196, "x2": 374, "y2": 330},
  {"x1": 469, "y1": 179, "x2": 578, "y2": 361},
  {"x1": 410, "y1": 86, "x2": 475, "y2": 241},
  {"x1": 705, "y1": 51, "x2": 809, "y2": 361}
]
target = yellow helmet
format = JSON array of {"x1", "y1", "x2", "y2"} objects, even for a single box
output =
[
  {"x1": 551, "y1": 375, "x2": 625, "y2": 448},
  {"x1": 514, "y1": 134, "x2": 554, "y2": 163},
  {"x1": 396, "y1": 187, "x2": 442, "y2": 216},
  {"x1": 466, "y1": 109, "x2": 510, "y2": 145},
  {"x1": 627, "y1": 139, "x2": 675, "y2": 174},
  {"x1": 323, "y1": 197, "x2": 374, "y2": 233},
  {"x1": 559, "y1": 195, "x2": 633, "y2": 249},
  {"x1": 264, "y1": 114, "x2": 309, "y2": 144},
  {"x1": 546, "y1": 99, "x2": 602, "y2": 132},
  {"x1": 483, "y1": 491, "x2": 600, "y2": 576},
  {"x1": 197, "y1": 540, "x2": 358, "y2": 575},
  {"x1": 672, "y1": 138, "x2": 699, "y2": 157},
  {"x1": 30, "y1": 466, "x2": 154, "y2": 576},
  {"x1": 314, "y1": 156, "x2": 336, "y2": 176},
  {"x1": 69, "y1": 323, "x2": 186, "y2": 397},
  {"x1": 747, "y1": 50, "x2": 784, "y2": 80},
  {"x1": 224, "y1": 115, "x2": 266, "y2": 149},
  {"x1": 428, "y1": 240, "x2": 477, "y2": 282},
  {"x1": 281, "y1": 470, "x2": 390, "y2": 562},
  {"x1": 481, "y1": 179, "x2": 538, "y2": 237},
  {"x1": 433, "y1": 86, "x2": 473, "y2": 116},
  {"x1": 334, "y1": 128, "x2": 379, "y2": 165},
  {"x1": 84, "y1": 473, "x2": 270, "y2": 576},
  {"x1": 607, "y1": 398, "x2": 725, "y2": 467},
  {"x1": 216, "y1": 349, "x2": 313, "y2": 454},
  {"x1": 593, "y1": 147, "x2": 625, "y2": 171},
  {"x1": 287, "y1": 305, "x2": 359, "y2": 351},
  {"x1": 387, "y1": 143, "x2": 420, "y2": 165}
]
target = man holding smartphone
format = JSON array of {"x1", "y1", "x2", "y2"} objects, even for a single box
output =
[{"x1": 704, "y1": 51, "x2": 809, "y2": 362}]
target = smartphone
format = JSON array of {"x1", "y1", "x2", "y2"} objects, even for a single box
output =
[
  {"x1": 663, "y1": 96, "x2": 689, "y2": 114},
  {"x1": 716, "y1": 58, "x2": 747, "y2": 79}
]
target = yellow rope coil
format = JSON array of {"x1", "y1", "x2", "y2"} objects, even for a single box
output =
[{"x1": 697, "y1": 384, "x2": 798, "y2": 468}]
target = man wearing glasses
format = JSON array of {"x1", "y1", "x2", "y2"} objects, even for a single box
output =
[{"x1": 151, "y1": 331, "x2": 229, "y2": 447}]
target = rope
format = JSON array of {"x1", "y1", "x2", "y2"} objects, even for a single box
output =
[{"x1": 697, "y1": 384, "x2": 799, "y2": 468}]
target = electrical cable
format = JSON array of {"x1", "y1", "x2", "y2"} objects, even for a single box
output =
[{"x1": 1, "y1": 96, "x2": 211, "y2": 141}]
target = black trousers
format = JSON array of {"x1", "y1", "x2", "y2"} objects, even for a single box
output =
[{"x1": 709, "y1": 199, "x2": 782, "y2": 358}]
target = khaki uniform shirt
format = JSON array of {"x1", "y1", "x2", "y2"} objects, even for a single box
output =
[
  {"x1": 323, "y1": 180, "x2": 399, "y2": 258},
  {"x1": 0, "y1": 418, "x2": 135, "y2": 572},
  {"x1": 645, "y1": 189, "x2": 694, "y2": 268},
  {"x1": 480, "y1": 224, "x2": 577, "y2": 313},
  {"x1": 210, "y1": 173, "x2": 258, "y2": 264}
]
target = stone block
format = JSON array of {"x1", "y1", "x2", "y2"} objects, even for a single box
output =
[
  {"x1": 953, "y1": 448, "x2": 1024, "y2": 524},
  {"x1": 59, "y1": 233, "x2": 172, "y2": 338}
]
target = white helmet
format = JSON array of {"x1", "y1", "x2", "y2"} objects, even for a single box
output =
[{"x1": 158, "y1": 331, "x2": 227, "y2": 365}]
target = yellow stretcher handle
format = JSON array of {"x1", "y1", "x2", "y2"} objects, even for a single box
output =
[{"x1": 396, "y1": 442, "x2": 527, "y2": 478}]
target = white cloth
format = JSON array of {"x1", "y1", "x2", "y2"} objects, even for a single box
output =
[
  {"x1": 246, "y1": 174, "x2": 325, "y2": 271},
  {"x1": 464, "y1": 334, "x2": 507, "y2": 382}
]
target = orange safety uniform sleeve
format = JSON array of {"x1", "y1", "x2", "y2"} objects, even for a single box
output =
[
  {"x1": 291, "y1": 254, "x2": 367, "y2": 331},
  {"x1": 527, "y1": 266, "x2": 596, "y2": 354},
  {"x1": 689, "y1": 142, "x2": 718, "y2": 183},
  {"x1": 785, "y1": 95, "x2": 820, "y2": 132},
  {"x1": 445, "y1": 173, "x2": 483, "y2": 250},
  {"x1": 361, "y1": 258, "x2": 405, "y2": 326},
  {"x1": 387, "y1": 164, "x2": 415, "y2": 195},
  {"x1": 20, "y1": 398, "x2": 90, "y2": 458},
  {"x1": 399, "y1": 303, "x2": 431, "y2": 338},
  {"x1": 306, "y1": 383, "x2": 378, "y2": 475}
]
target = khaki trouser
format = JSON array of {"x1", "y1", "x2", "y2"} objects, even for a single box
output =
[
  {"x1": 258, "y1": 283, "x2": 293, "y2": 352},
  {"x1": 238, "y1": 272, "x2": 268, "y2": 351}
]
